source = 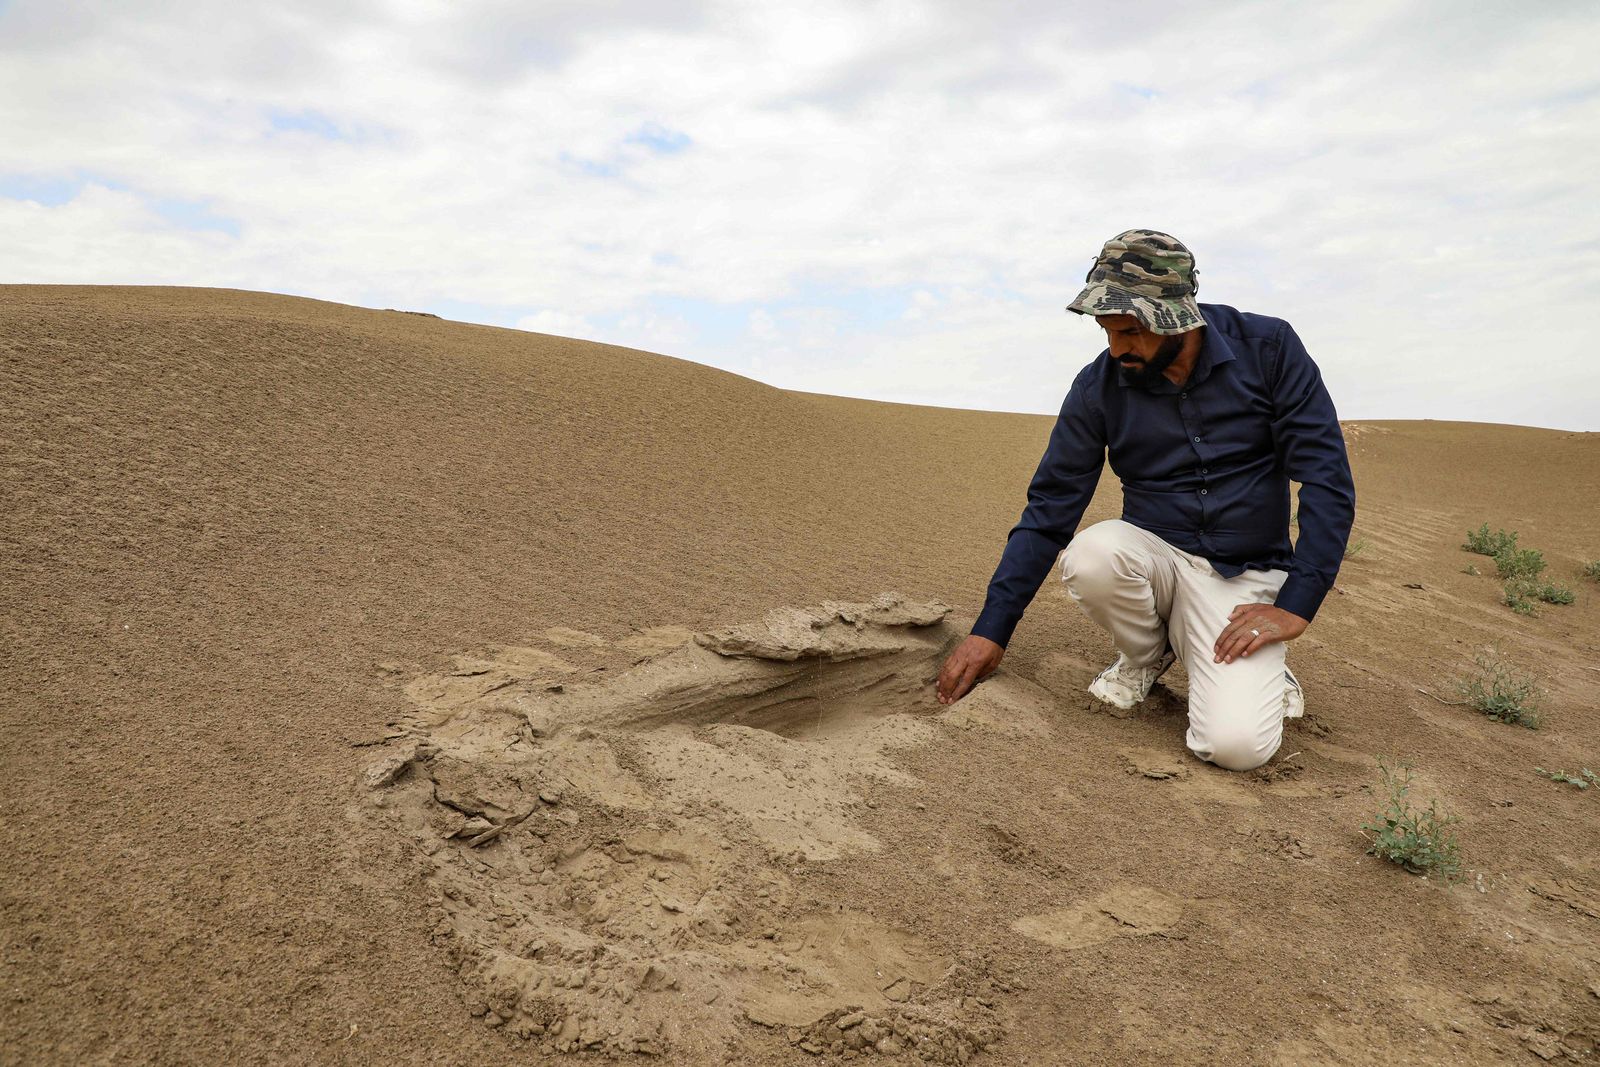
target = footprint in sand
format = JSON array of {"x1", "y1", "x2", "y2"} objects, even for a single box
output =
[
  {"x1": 1012, "y1": 884, "x2": 1184, "y2": 950},
  {"x1": 1252, "y1": 829, "x2": 1314, "y2": 860}
]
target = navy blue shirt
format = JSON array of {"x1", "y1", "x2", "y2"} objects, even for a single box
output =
[{"x1": 972, "y1": 303, "x2": 1355, "y2": 648}]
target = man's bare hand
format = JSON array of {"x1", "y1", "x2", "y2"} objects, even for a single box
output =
[
  {"x1": 937, "y1": 635, "x2": 1004, "y2": 705},
  {"x1": 1213, "y1": 604, "x2": 1307, "y2": 664}
]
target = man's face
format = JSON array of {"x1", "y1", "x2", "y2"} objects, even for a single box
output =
[{"x1": 1097, "y1": 314, "x2": 1184, "y2": 387}]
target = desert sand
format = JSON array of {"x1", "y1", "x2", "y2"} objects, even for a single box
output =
[{"x1": 3, "y1": 285, "x2": 1598, "y2": 1064}]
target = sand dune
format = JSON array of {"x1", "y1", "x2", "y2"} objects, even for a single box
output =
[{"x1": 4, "y1": 285, "x2": 1598, "y2": 1064}]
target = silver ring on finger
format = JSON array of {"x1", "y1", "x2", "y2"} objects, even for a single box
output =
[{"x1": 1250, "y1": 628, "x2": 1260, "y2": 637}]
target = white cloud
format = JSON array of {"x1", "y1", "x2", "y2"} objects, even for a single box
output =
[
  {"x1": 747, "y1": 308, "x2": 777, "y2": 342},
  {"x1": 1, "y1": 0, "x2": 1597, "y2": 428},
  {"x1": 514, "y1": 308, "x2": 598, "y2": 339},
  {"x1": 903, "y1": 290, "x2": 937, "y2": 322}
]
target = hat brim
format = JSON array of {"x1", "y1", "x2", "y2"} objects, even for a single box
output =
[{"x1": 1067, "y1": 284, "x2": 1204, "y2": 336}]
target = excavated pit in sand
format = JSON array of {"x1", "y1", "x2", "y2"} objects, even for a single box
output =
[{"x1": 357, "y1": 594, "x2": 1059, "y2": 1060}]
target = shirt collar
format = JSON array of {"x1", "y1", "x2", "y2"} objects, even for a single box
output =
[{"x1": 1115, "y1": 320, "x2": 1237, "y2": 392}]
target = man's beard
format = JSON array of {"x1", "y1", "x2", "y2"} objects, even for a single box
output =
[{"x1": 1120, "y1": 333, "x2": 1184, "y2": 388}]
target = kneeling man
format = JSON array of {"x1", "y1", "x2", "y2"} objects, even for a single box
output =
[{"x1": 937, "y1": 230, "x2": 1355, "y2": 771}]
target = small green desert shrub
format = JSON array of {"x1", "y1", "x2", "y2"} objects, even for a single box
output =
[
  {"x1": 1535, "y1": 767, "x2": 1598, "y2": 790},
  {"x1": 1494, "y1": 547, "x2": 1547, "y2": 580},
  {"x1": 1502, "y1": 577, "x2": 1575, "y2": 615},
  {"x1": 1502, "y1": 584, "x2": 1539, "y2": 616},
  {"x1": 1583, "y1": 560, "x2": 1600, "y2": 583},
  {"x1": 1463, "y1": 523, "x2": 1517, "y2": 557},
  {"x1": 1462, "y1": 563, "x2": 1480, "y2": 576},
  {"x1": 1343, "y1": 537, "x2": 1369, "y2": 560},
  {"x1": 1455, "y1": 649, "x2": 1542, "y2": 728},
  {"x1": 1362, "y1": 760, "x2": 1463, "y2": 881},
  {"x1": 1460, "y1": 526, "x2": 1569, "y2": 614},
  {"x1": 1535, "y1": 581, "x2": 1574, "y2": 605}
]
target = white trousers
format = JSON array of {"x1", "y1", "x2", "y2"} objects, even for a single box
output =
[{"x1": 1060, "y1": 520, "x2": 1293, "y2": 771}]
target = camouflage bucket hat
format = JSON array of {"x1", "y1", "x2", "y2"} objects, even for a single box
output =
[{"x1": 1067, "y1": 229, "x2": 1204, "y2": 335}]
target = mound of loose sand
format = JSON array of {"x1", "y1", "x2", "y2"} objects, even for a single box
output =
[
  {"x1": 5, "y1": 285, "x2": 1599, "y2": 1065},
  {"x1": 364, "y1": 594, "x2": 1048, "y2": 1058}
]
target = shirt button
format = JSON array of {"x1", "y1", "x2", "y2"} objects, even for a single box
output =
[
  {"x1": 1193, "y1": 435, "x2": 1202, "y2": 442},
  {"x1": 1200, "y1": 489, "x2": 1208, "y2": 496},
  {"x1": 1181, "y1": 392, "x2": 1189, "y2": 399},
  {"x1": 1201, "y1": 467, "x2": 1209, "y2": 474}
]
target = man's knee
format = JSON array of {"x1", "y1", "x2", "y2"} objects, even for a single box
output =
[
  {"x1": 1061, "y1": 521, "x2": 1133, "y2": 596},
  {"x1": 1188, "y1": 718, "x2": 1280, "y2": 772}
]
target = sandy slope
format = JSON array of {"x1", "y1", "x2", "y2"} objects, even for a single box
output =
[{"x1": 3, "y1": 285, "x2": 1598, "y2": 1065}]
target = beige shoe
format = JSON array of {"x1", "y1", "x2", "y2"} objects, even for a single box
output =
[{"x1": 1088, "y1": 648, "x2": 1176, "y2": 710}]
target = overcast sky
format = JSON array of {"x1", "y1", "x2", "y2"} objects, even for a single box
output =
[{"x1": 3, "y1": 0, "x2": 1598, "y2": 429}]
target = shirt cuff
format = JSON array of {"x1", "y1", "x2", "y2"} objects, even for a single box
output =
[
  {"x1": 1273, "y1": 574, "x2": 1328, "y2": 623},
  {"x1": 970, "y1": 604, "x2": 1021, "y2": 648}
]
